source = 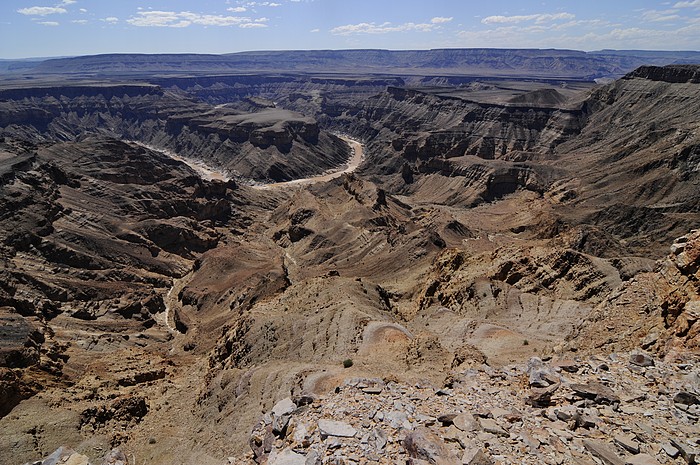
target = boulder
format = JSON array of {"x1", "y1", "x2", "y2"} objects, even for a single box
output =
[
  {"x1": 673, "y1": 391, "x2": 699, "y2": 406},
  {"x1": 402, "y1": 427, "x2": 460, "y2": 465},
  {"x1": 614, "y1": 434, "x2": 640, "y2": 454},
  {"x1": 527, "y1": 357, "x2": 559, "y2": 387},
  {"x1": 669, "y1": 438, "x2": 698, "y2": 464},
  {"x1": 38, "y1": 447, "x2": 91, "y2": 465},
  {"x1": 271, "y1": 397, "x2": 296, "y2": 435},
  {"x1": 583, "y1": 439, "x2": 625, "y2": 465},
  {"x1": 570, "y1": 382, "x2": 620, "y2": 404},
  {"x1": 461, "y1": 448, "x2": 493, "y2": 465},
  {"x1": 101, "y1": 449, "x2": 128, "y2": 465},
  {"x1": 629, "y1": 353, "x2": 654, "y2": 368},
  {"x1": 479, "y1": 418, "x2": 508, "y2": 437},
  {"x1": 527, "y1": 383, "x2": 560, "y2": 407},
  {"x1": 318, "y1": 419, "x2": 356, "y2": 438},
  {"x1": 267, "y1": 448, "x2": 306, "y2": 465},
  {"x1": 624, "y1": 454, "x2": 662, "y2": 465},
  {"x1": 453, "y1": 412, "x2": 480, "y2": 432}
]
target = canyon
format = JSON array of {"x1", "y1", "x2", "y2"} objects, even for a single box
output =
[{"x1": 0, "y1": 50, "x2": 698, "y2": 465}]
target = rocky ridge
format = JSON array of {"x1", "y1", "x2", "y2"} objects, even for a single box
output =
[{"x1": 550, "y1": 66, "x2": 700, "y2": 255}]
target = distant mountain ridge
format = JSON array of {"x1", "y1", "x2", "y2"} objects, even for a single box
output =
[{"x1": 6, "y1": 48, "x2": 700, "y2": 81}]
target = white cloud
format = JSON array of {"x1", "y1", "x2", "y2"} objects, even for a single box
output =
[
  {"x1": 674, "y1": 0, "x2": 700, "y2": 7},
  {"x1": 481, "y1": 12, "x2": 575, "y2": 25},
  {"x1": 641, "y1": 9, "x2": 680, "y2": 22},
  {"x1": 79, "y1": 8, "x2": 87, "y2": 13},
  {"x1": 246, "y1": 1, "x2": 282, "y2": 6},
  {"x1": 127, "y1": 11, "x2": 180, "y2": 27},
  {"x1": 547, "y1": 19, "x2": 612, "y2": 32},
  {"x1": 431, "y1": 17, "x2": 453, "y2": 24},
  {"x1": 310, "y1": 28, "x2": 320, "y2": 33},
  {"x1": 331, "y1": 21, "x2": 439, "y2": 35},
  {"x1": 126, "y1": 10, "x2": 267, "y2": 28},
  {"x1": 17, "y1": 6, "x2": 67, "y2": 16},
  {"x1": 240, "y1": 22, "x2": 267, "y2": 28},
  {"x1": 72, "y1": 19, "x2": 87, "y2": 24},
  {"x1": 228, "y1": 7, "x2": 247, "y2": 12},
  {"x1": 39, "y1": 21, "x2": 60, "y2": 26},
  {"x1": 60, "y1": 0, "x2": 77, "y2": 4},
  {"x1": 454, "y1": 18, "x2": 700, "y2": 51},
  {"x1": 102, "y1": 17, "x2": 119, "y2": 23}
]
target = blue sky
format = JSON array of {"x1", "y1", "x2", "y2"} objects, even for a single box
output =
[{"x1": 1, "y1": 0, "x2": 699, "y2": 59}]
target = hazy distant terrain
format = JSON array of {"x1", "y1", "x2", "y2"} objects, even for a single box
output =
[{"x1": 2, "y1": 49, "x2": 700, "y2": 81}]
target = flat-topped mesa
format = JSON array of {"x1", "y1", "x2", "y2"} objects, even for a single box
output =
[
  {"x1": 188, "y1": 109, "x2": 320, "y2": 151},
  {"x1": 623, "y1": 65, "x2": 700, "y2": 84}
]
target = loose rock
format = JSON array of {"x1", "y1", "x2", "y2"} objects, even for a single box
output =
[
  {"x1": 583, "y1": 439, "x2": 625, "y2": 465},
  {"x1": 403, "y1": 427, "x2": 460, "y2": 465},
  {"x1": 318, "y1": 419, "x2": 357, "y2": 438},
  {"x1": 629, "y1": 353, "x2": 655, "y2": 368}
]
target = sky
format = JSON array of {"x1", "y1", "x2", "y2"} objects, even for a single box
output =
[{"x1": 1, "y1": 0, "x2": 700, "y2": 59}]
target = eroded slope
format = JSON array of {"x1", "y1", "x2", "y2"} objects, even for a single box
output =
[{"x1": 0, "y1": 65, "x2": 699, "y2": 465}]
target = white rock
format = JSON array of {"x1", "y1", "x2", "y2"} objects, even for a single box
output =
[
  {"x1": 291, "y1": 420, "x2": 311, "y2": 445},
  {"x1": 318, "y1": 419, "x2": 357, "y2": 438},
  {"x1": 462, "y1": 447, "x2": 493, "y2": 465},
  {"x1": 272, "y1": 397, "x2": 296, "y2": 417},
  {"x1": 662, "y1": 442, "x2": 679, "y2": 458},
  {"x1": 625, "y1": 454, "x2": 662, "y2": 465},
  {"x1": 452, "y1": 412, "x2": 481, "y2": 433},
  {"x1": 268, "y1": 448, "x2": 306, "y2": 465}
]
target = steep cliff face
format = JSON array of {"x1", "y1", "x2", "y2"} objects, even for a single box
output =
[
  {"x1": 0, "y1": 87, "x2": 350, "y2": 182},
  {"x1": 624, "y1": 64, "x2": 700, "y2": 83},
  {"x1": 0, "y1": 84, "x2": 162, "y2": 101},
  {"x1": 309, "y1": 85, "x2": 584, "y2": 206},
  {"x1": 551, "y1": 65, "x2": 700, "y2": 255},
  {"x1": 151, "y1": 74, "x2": 405, "y2": 106},
  {"x1": 327, "y1": 86, "x2": 584, "y2": 163},
  {"x1": 0, "y1": 134, "x2": 248, "y2": 441}
]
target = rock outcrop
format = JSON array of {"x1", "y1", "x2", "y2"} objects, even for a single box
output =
[
  {"x1": 569, "y1": 230, "x2": 700, "y2": 357},
  {"x1": 625, "y1": 64, "x2": 700, "y2": 84}
]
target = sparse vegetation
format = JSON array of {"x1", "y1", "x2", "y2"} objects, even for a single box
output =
[{"x1": 343, "y1": 358, "x2": 353, "y2": 368}]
